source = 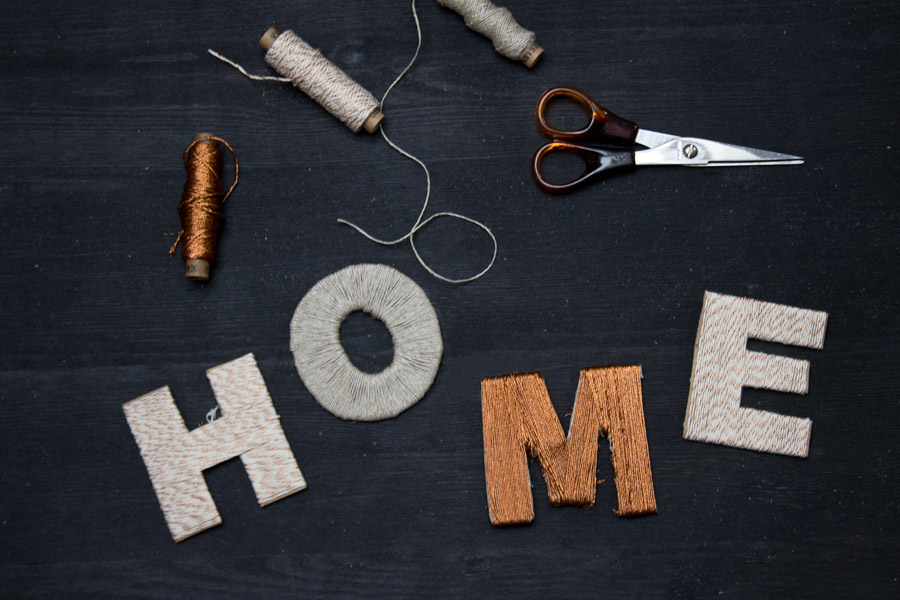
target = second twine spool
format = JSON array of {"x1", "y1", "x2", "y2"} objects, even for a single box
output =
[{"x1": 438, "y1": 0, "x2": 543, "y2": 67}]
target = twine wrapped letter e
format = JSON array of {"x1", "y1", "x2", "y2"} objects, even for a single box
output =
[
  {"x1": 683, "y1": 291, "x2": 828, "y2": 457},
  {"x1": 123, "y1": 354, "x2": 307, "y2": 542},
  {"x1": 482, "y1": 366, "x2": 657, "y2": 526},
  {"x1": 290, "y1": 264, "x2": 443, "y2": 421}
]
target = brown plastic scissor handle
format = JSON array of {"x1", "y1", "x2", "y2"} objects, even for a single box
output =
[
  {"x1": 532, "y1": 142, "x2": 635, "y2": 194},
  {"x1": 535, "y1": 86, "x2": 639, "y2": 145}
]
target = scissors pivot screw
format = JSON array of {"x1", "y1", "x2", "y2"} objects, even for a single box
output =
[{"x1": 683, "y1": 144, "x2": 699, "y2": 159}]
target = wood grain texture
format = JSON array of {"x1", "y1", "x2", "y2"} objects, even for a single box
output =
[{"x1": 1, "y1": 0, "x2": 899, "y2": 597}]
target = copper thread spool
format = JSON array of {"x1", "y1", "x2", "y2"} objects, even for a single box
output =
[{"x1": 171, "y1": 133, "x2": 238, "y2": 280}]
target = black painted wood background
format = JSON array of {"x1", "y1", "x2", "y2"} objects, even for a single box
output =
[{"x1": 2, "y1": 0, "x2": 898, "y2": 597}]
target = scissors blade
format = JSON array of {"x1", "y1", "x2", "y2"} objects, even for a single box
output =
[
  {"x1": 698, "y1": 139, "x2": 804, "y2": 166},
  {"x1": 635, "y1": 137, "x2": 803, "y2": 167},
  {"x1": 634, "y1": 128, "x2": 680, "y2": 149}
]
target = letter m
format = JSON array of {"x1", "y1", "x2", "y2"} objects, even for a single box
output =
[{"x1": 481, "y1": 366, "x2": 656, "y2": 526}]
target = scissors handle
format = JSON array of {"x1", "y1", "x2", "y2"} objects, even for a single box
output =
[
  {"x1": 532, "y1": 142, "x2": 635, "y2": 193},
  {"x1": 536, "y1": 86, "x2": 639, "y2": 145}
]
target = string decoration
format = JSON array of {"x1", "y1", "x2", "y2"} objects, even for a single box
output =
[
  {"x1": 123, "y1": 354, "x2": 307, "y2": 542},
  {"x1": 208, "y1": 1, "x2": 497, "y2": 283},
  {"x1": 481, "y1": 367, "x2": 656, "y2": 526},
  {"x1": 683, "y1": 291, "x2": 828, "y2": 458},
  {"x1": 437, "y1": 0, "x2": 543, "y2": 67},
  {"x1": 290, "y1": 264, "x2": 443, "y2": 422},
  {"x1": 169, "y1": 133, "x2": 238, "y2": 281}
]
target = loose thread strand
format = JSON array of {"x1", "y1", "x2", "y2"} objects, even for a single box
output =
[
  {"x1": 336, "y1": 0, "x2": 497, "y2": 283},
  {"x1": 207, "y1": 49, "x2": 291, "y2": 83}
]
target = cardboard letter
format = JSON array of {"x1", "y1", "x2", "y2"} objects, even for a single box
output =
[
  {"x1": 683, "y1": 291, "x2": 828, "y2": 457},
  {"x1": 482, "y1": 366, "x2": 656, "y2": 526},
  {"x1": 123, "y1": 354, "x2": 306, "y2": 541}
]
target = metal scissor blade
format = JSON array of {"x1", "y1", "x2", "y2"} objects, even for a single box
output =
[
  {"x1": 634, "y1": 128, "x2": 680, "y2": 149},
  {"x1": 702, "y1": 160, "x2": 804, "y2": 166},
  {"x1": 699, "y1": 139, "x2": 804, "y2": 166},
  {"x1": 635, "y1": 136, "x2": 804, "y2": 167}
]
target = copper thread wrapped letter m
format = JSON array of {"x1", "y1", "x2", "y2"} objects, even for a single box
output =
[{"x1": 482, "y1": 366, "x2": 657, "y2": 526}]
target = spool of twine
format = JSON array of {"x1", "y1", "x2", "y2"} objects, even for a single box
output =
[
  {"x1": 437, "y1": 0, "x2": 543, "y2": 67},
  {"x1": 259, "y1": 28, "x2": 384, "y2": 134},
  {"x1": 170, "y1": 134, "x2": 238, "y2": 280},
  {"x1": 207, "y1": 2, "x2": 498, "y2": 283}
]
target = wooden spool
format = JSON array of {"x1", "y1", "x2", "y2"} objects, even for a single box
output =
[
  {"x1": 259, "y1": 28, "x2": 385, "y2": 134},
  {"x1": 520, "y1": 43, "x2": 543, "y2": 68}
]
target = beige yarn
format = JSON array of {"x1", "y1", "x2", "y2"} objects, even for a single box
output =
[
  {"x1": 290, "y1": 264, "x2": 443, "y2": 421},
  {"x1": 438, "y1": 0, "x2": 536, "y2": 61},
  {"x1": 265, "y1": 30, "x2": 380, "y2": 133},
  {"x1": 683, "y1": 291, "x2": 828, "y2": 458},
  {"x1": 123, "y1": 354, "x2": 307, "y2": 542}
]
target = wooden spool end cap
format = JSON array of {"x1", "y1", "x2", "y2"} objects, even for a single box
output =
[
  {"x1": 363, "y1": 109, "x2": 385, "y2": 134},
  {"x1": 259, "y1": 27, "x2": 280, "y2": 51},
  {"x1": 193, "y1": 132, "x2": 215, "y2": 142},
  {"x1": 521, "y1": 43, "x2": 544, "y2": 68},
  {"x1": 185, "y1": 259, "x2": 210, "y2": 281}
]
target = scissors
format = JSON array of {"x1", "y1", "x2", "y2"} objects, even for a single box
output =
[{"x1": 532, "y1": 86, "x2": 803, "y2": 193}]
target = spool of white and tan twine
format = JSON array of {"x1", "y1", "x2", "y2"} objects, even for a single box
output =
[
  {"x1": 207, "y1": 1, "x2": 498, "y2": 283},
  {"x1": 258, "y1": 28, "x2": 384, "y2": 134},
  {"x1": 437, "y1": 0, "x2": 543, "y2": 67}
]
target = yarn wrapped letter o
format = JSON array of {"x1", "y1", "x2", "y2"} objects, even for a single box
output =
[{"x1": 290, "y1": 264, "x2": 443, "y2": 421}]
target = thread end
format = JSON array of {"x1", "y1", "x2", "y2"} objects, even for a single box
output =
[
  {"x1": 185, "y1": 259, "x2": 210, "y2": 280},
  {"x1": 521, "y1": 43, "x2": 543, "y2": 68},
  {"x1": 259, "y1": 27, "x2": 280, "y2": 51},
  {"x1": 363, "y1": 109, "x2": 385, "y2": 134}
]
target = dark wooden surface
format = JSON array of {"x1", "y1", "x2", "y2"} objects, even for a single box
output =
[{"x1": 1, "y1": 0, "x2": 898, "y2": 597}]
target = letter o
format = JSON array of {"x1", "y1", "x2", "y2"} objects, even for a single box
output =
[{"x1": 289, "y1": 264, "x2": 443, "y2": 421}]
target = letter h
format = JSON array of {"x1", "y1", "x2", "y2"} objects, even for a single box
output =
[{"x1": 123, "y1": 354, "x2": 306, "y2": 542}]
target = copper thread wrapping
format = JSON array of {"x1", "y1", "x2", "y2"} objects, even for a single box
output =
[
  {"x1": 584, "y1": 366, "x2": 657, "y2": 517},
  {"x1": 482, "y1": 367, "x2": 657, "y2": 526},
  {"x1": 170, "y1": 135, "x2": 238, "y2": 265}
]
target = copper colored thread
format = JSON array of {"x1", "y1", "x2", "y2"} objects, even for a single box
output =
[
  {"x1": 170, "y1": 135, "x2": 238, "y2": 268},
  {"x1": 584, "y1": 366, "x2": 657, "y2": 517},
  {"x1": 481, "y1": 367, "x2": 657, "y2": 526}
]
